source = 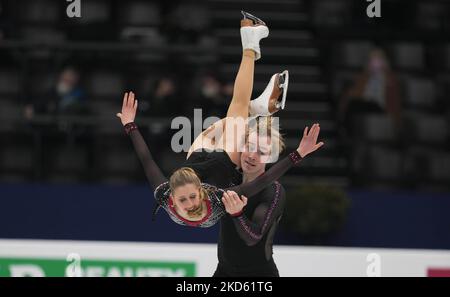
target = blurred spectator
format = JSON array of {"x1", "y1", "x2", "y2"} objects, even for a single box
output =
[
  {"x1": 338, "y1": 48, "x2": 402, "y2": 137},
  {"x1": 160, "y1": 1, "x2": 209, "y2": 44},
  {"x1": 24, "y1": 66, "x2": 86, "y2": 120},
  {"x1": 200, "y1": 74, "x2": 222, "y2": 109},
  {"x1": 53, "y1": 67, "x2": 86, "y2": 114},
  {"x1": 190, "y1": 73, "x2": 228, "y2": 118},
  {"x1": 140, "y1": 77, "x2": 181, "y2": 117}
]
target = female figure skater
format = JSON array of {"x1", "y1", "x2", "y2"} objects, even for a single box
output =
[{"x1": 116, "y1": 12, "x2": 324, "y2": 227}]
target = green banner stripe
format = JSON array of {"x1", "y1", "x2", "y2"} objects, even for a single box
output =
[{"x1": 0, "y1": 257, "x2": 196, "y2": 277}]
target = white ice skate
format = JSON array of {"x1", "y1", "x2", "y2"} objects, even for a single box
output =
[
  {"x1": 249, "y1": 70, "x2": 289, "y2": 117},
  {"x1": 240, "y1": 10, "x2": 269, "y2": 61}
]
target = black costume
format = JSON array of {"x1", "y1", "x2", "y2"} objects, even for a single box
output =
[{"x1": 125, "y1": 122, "x2": 302, "y2": 228}]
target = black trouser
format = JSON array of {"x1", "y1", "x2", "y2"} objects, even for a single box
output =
[{"x1": 212, "y1": 259, "x2": 280, "y2": 277}]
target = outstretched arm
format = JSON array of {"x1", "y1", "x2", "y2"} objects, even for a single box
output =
[
  {"x1": 226, "y1": 123, "x2": 324, "y2": 197},
  {"x1": 117, "y1": 92, "x2": 168, "y2": 189}
]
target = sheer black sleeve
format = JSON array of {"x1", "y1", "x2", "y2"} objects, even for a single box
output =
[
  {"x1": 125, "y1": 122, "x2": 168, "y2": 190},
  {"x1": 231, "y1": 182, "x2": 285, "y2": 246},
  {"x1": 226, "y1": 151, "x2": 302, "y2": 198}
]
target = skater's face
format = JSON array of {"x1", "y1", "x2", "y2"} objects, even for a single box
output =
[
  {"x1": 172, "y1": 183, "x2": 203, "y2": 218},
  {"x1": 241, "y1": 132, "x2": 271, "y2": 174}
]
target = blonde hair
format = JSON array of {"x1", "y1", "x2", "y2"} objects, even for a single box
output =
[
  {"x1": 170, "y1": 167, "x2": 201, "y2": 190},
  {"x1": 246, "y1": 116, "x2": 286, "y2": 160},
  {"x1": 169, "y1": 167, "x2": 206, "y2": 218}
]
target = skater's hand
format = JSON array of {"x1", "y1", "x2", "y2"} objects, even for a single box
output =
[
  {"x1": 222, "y1": 190, "x2": 248, "y2": 216},
  {"x1": 297, "y1": 123, "x2": 324, "y2": 158},
  {"x1": 117, "y1": 91, "x2": 138, "y2": 126}
]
